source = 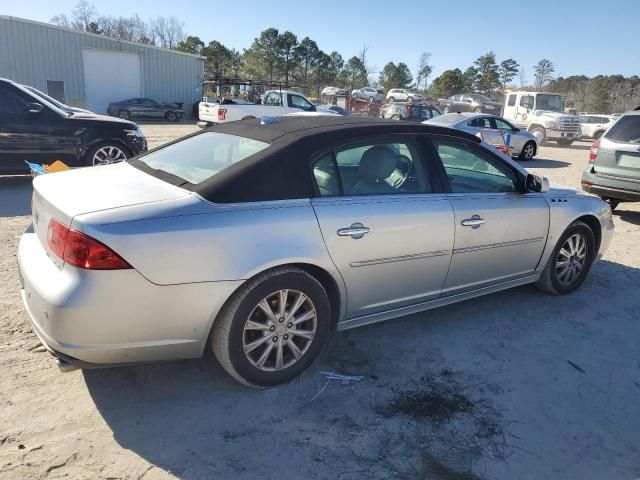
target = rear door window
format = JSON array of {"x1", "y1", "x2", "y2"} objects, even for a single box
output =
[
  {"x1": 604, "y1": 115, "x2": 640, "y2": 144},
  {"x1": 0, "y1": 85, "x2": 27, "y2": 114}
]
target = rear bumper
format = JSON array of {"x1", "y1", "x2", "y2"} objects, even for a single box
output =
[
  {"x1": 581, "y1": 169, "x2": 640, "y2": 202},
  {"x1": 18, "y1": 231, "x2": 242, "y2": 368}
]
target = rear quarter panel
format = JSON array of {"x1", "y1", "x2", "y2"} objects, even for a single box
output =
[{"x1": 73, "y1": 198, "x2": 345, "y2": 292}]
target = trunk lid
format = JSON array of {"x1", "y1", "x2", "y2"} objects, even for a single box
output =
[{"x1": 32, "y1": 162, "x2": 190, "y2": 251}]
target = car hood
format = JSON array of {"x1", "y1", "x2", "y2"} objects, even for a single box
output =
[
  {"x1": 64, "y1": 112, "x2": 139, "y2": 129},
  {"x1": 33, "y1": 162, "x2": 191, "y2": 226},
  {"x1": 545, "y1": 183, "x2": 590, "y2": 197},
  {"x1": 533, "y1": 110, "x2": 572, "y2": 119}
]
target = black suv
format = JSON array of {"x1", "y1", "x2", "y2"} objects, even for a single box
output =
[{"x1": 0, "y1": 78, "x2": 147, "y2": 174}]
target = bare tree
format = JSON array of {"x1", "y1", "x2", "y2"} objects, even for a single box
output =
[
  {"x1": 518, "y1": 68, "x2": 527, "y2": 89},
  {"x1": 416, "y1": 52, "x2": 433, "y2": 91},
  {"x1": 150, "y1": 17, "x2": 185, "y2": 49},
  {"x1": 534, "y1": 59, "x2": 555, "y2": 89},
  {"x1": 71, "y1": 0, "x2": 97, "y2": 31}
]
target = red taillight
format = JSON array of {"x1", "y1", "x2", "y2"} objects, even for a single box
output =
[
  {"x1": 218, "y1": 108, "x2": 227, "y2": 120},
  {"x1": 47, "y1": 219, "x2": 131, "y2": 270},
  {"x1": 589, "y1": 139, "x2": 600, "y2": 163}
]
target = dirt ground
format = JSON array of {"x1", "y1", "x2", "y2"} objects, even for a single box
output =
[{"x1": 1, "y1": 123, "x2": 639, "y2": 480}]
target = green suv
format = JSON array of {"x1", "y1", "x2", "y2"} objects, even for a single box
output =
[{"x1": 581, "y1": 109, "x2": 640, "y2": 210}]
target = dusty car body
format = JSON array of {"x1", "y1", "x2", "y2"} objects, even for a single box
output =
[
  {"x1": 18, "y1": 117, "x2": 613, "y2": 387},
  {"x1": 441, "y1": 94, "x2": 503, "y2": 114}
]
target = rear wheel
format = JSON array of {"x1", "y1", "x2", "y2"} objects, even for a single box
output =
[
  {"x1": 118, "y1": 109, "x2": 131, "y2": 120},
  {"x1": 594, "y1": 131, "x2": 604, "y2": 140},
  {"x1": 407, "y1": 97, "x2": 413, "y2": 103},
  {"x1": 85, "y1": 141, "x2": 131, "y2": 166},
  {"x1": 519, "y1": 141, "x2": 536, "y2": 160},
  {"x1": 473, "y1": 107, "x2": 482, "y2": 113},
  {"x1": 389, "y1": 96, "x2": 395, "y2": 103},
  {"x1": 535, "y1": 221, "x2": 596, "y2": 295},
  {"x1": 211, "y1": 267, "x2": 332, "y2": 388},
  {"x1": 602, "y1": 197, "x2": 621, "y2": 211},
  {"x1": 443, "y1": 105, "x2": 450, "y2": 114}
]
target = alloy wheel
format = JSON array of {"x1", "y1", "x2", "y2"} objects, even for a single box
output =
[
  {"x1": 555, "y1": 233, "x2": 587, "y2": 286},
  {"x1": 242, "y1": 289, "x2": 317, "y2": 372},
  {"x1": 523, "y1": 143, "x2": 535, "y2": 159},
  {"x1": 93, "y1": 146, "x2": 127, "y2": 165}
]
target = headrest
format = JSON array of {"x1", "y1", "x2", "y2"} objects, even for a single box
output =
[{"x1": 359, "y1": 146, "x2": 397, "y2": 180}]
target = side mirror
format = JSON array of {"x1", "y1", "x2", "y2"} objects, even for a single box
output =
[
  {"x1": 526, "y1": 173, "x2": 549, "y2": 193},
  {"x1": 25, "y1": 103, "x2": 45, "y2": 114}
]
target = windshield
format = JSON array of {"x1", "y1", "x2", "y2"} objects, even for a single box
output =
[
  {"x1": 134, "y1": 132, "x2": 270, "y2": 185},
  {"x1": 536, "y1": 94, "x2": 563, "y2": 112},
  {"x1": 469, "y1": 94, "x2": 493, "y2": 103},
  {"x1": 24, "y1": 86, "x2": 69, "y2": 111},
  {"x1": 13, "y1": 84, "x2": 68, "y2": 116}
]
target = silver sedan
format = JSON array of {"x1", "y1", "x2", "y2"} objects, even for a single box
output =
[
  {"x1": 18, "y1": 117, "x2": 613, "y2": 387},
  {"x1": 424, "y1": 112, "x2": 539, "y2": 160}
]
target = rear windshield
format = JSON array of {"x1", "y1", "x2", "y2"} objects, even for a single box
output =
[
  {"x1": 604, "y1": 115, "x2": 640, "y2": 144},
  {"x1": 134, "y1": 132, "x2": 269, "y2": 185}
]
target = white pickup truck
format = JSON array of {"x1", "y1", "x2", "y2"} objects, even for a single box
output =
[{"x1": 199, "y1": 90, "x2": 323, "y2": 124}]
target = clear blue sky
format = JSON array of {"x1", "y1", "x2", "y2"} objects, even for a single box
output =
[{"x1": 4, "y1": 0, "x2": 639, "y2": 83}]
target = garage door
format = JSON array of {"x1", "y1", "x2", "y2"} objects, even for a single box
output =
[{"x1": 83, "y1": 49, "x2": 141, "y2": 114}]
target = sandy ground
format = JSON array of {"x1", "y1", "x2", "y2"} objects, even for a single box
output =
[{"x1": 0, "y1": 124, "x2": 639, "y2": 480}]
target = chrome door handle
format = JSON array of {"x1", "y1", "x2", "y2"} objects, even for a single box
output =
[
  {"x1": 337, "y1": 223, "x2": 370, "y2": 239},
  {"x1": 461, "y1": 215, "x2": 485, "y2": 228}
]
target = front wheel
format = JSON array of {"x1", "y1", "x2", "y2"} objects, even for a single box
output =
[
  {"x1": 473, "y1": 107, "x2": 482, "y2": 113},
  {"x1": 557, "y1": 139, "x2": 573, "y2": 146},
  {"x1": 85, "y1": 141, "x2": 131, "y2": 166},
  {"x1": 165, "y1": 111, "x2": 179, "y2": 122},
  {"x1": 118, "y1": 109, "x2": 131, "y2": 120},
  {"x1": 535, "y1": 221, "x2": 596, "y2": 295},
  {"x1": 519, "y1": 141, "x2": 536, "y2": 160},
  {"x1": 211, "y1": 267, "x2": 332, "y2": 388},
  {"x1": 443, "y1": 105, "x2": 450, "y2": 114}
]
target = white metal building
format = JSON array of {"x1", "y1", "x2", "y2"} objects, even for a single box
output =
[{"x1": 0, "y1": 16, "x2": 205, "y2": 116}]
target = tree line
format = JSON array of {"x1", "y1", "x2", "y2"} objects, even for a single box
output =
[{"x1": 53, "y1": 2, "x2": 639, "y2": 113}]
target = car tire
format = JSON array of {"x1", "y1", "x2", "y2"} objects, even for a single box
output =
[
  {"x1": 84, "y1": 141, "x2": 131, "y2": 167},
  {"x1": 557, "y1": 139, "x2": 573, "y2": 146},
  {"x1": 473, "y1": 107, "x2": 482, "y2": 113},
  {"x1": 594, "y1": 131, "x2": 604, "y2": 140},
  {"x1": 535, "y1": 221, "x2": 596, "y2": 296},
  {"x1": 389, "y1": 97, "x2": 395, "y2": 103},
  {"x1": 529, "y1": 125, "x2": 546, "y2": 145},
  {"x1": 519, "y1": 141, "x2": 536, "y2": 161},
  {"x1": 391, "y1": 114, "x2": 401, "y2": 120},
  {"x1": 602, "y1": 197, "x2": 621, "y2": 211},
  {"x1": 369, "y1": 96, "x2": 374, "y2": 102},
  {"x1": 211, "y1": 267, "x2": 332, "y2": 388},
  {"x1": 165, "y1": 111, "x2": 179, "y2": 122},
  {"x1": 407, "y1": 97, "x2": 413, "y2": 103},
  {"x1": 118, "y1": 109, "x2": 131, "y2": 120},
  {"x1": 443, "y1": 105, "x2": 450, "y2": 114}
]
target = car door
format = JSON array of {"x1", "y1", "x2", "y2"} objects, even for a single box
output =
[
  {"x1": 287, "y1": 93, "x2": 314, "y2": 112},
  {"x1": 140, "y1": 99, "x2": 162, "y2": 118},
  {"x1": 429, "y1": 135, "x2": 549, "y2": 294},
  {"x1": 310, "y1": 136, "x2": 454, "y2": 319},
  {"x1": 493, "y1": 117, "x2": 524, "y2": 152},
  {"x1": 0, "y1": 83, "x2": 79, "y2": 173},
  {"x1": 127, "y1": 99, "x2": 145, "y2": 117}
]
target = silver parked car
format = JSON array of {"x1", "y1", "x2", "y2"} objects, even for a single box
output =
[
  {"x1": 351, "y1": 87, "x2": 384, "y2": 102},
  {"x1": 424, "y1": 112, "x2": 539, "y2": 160},
  {"x1": 19, "y1": 117, "x2": 613, "y2": 387}
]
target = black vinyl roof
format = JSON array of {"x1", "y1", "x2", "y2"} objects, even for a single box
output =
[{"x1": 134, "y1": 116, "x2": 480, "y2": 203}]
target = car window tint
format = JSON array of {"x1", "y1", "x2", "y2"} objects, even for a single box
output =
[
  {"x1": 0, "y1": 85, "x2": 27, "y2": 114},
  {"x1": 322, "y1": 141, "x2": 431, "y2": 196},
  {"x1": 494, "y1": 118, "x2": 514, "y2": 131},
  {"x1": 507, "y1": 94, "x2": 517, "y2": 107},
  {"x1": 264, "y1": 93, "x2": 282, "y2": 106},
  {"x1": 470, "y1": 117, "x2": 492, "y2": 128},
  {"x1": 312, "y1": 154, "x2": 340, "y2": 196},
  {"x1": 604, "y1": 115, "x2": 640, "y2": 143},
  {"x1": 288, "y1": 94, "x2": 313, "y2": 111},
  {"x1": 137, "y1": 132, "x2": 270, "y2": 185},
  {"x1": 434, "y1": 138, "x2": 518, "y2": 193}
]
